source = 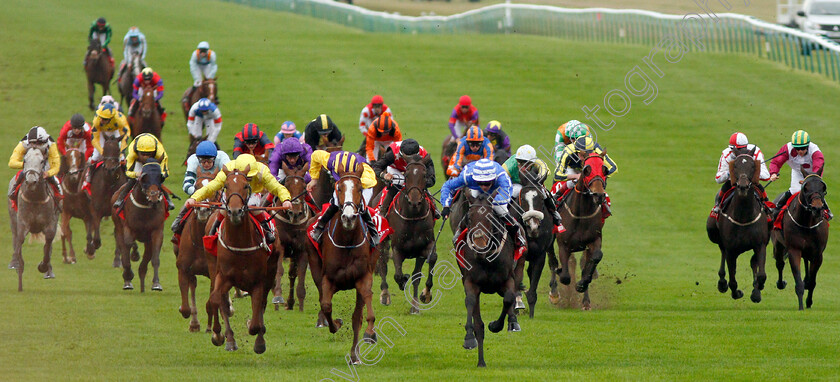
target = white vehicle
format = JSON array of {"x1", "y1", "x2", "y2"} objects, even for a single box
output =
[{"x1": 779, "y1": 0, "x2": 840, "y2": 41}]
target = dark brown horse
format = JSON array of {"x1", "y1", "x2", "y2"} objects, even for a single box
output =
[
  {"x1": 85, "y1": 39, "x2": 114, "y2": 111},
  {"x1": 382, "y1": 161, "x2": 437, "y2": 314},
  {"x1": 311, "y1": 136, "x2": 345, "y2": 207},
  {"x1": 118, "y1": 53, "x2": 143, "y2": 106},
  {"x1": 132, "y1": 84, "x2": 162, "y2": 139},
  {"x1": 59, "y1": 148, "x2": 94, "y2": 264},
  {"x1": 454, "y1": 191, "x2": 518, "y2": 367},
  {"x1": 175, "y1": 169, "x2": 219, "y2": 332},
  {"x1": 271, "y1": 164, "x2": 314, "y2": 311},
  {"x1": 182, "y1": 78, "x2": 217, "y2": 122},
  {"x1": 206, "y1": 165, "x2": 279, "y2": 353},
  {"x1": 111, "y1": 161, "x2": 167, "y2": 291},
  {"x1": 88, "y1": 134, "x2": 130, "y2": 266},
  {"x1": 706, "y1": 149, "x2": 769, "y2": 303},
  {"x1": 555, "y1": 152, "x2": 608, "y2": 310},
  {"x1": 771, "y1": 173, "x2": 829, "y2": 310},
  {"x1": 8, "y1": 147, "x2": 61, "y2": 290},
  {"x1": 306, "y1": 165, "x2": 378, "y2": 365}
]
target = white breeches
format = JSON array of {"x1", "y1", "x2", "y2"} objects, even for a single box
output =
[
  {"x1": 469, "y1": 189, "x2": 508, "y2": 215},
  {"x1": 386, "y1": 166, "x2": 405, "y2": 186},
  {"x1": 789, "y1": 169, "x2": 805, "y2": 194},
  {"x1": 90, "y1": 131, "x2": 125, "y2": 162},
  {"x1": 332, "y1": 189, "x2": 373, "y2": 207},
  {"x1": 187, "y1": 119, "x2": 221, "y2": 142}
]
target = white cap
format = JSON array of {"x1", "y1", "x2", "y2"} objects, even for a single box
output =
[
  {"x1": 197, "y1": 41, "x2": 210, "y2": 50},
  {"x1": 515, "y1": 145, "x2": 537, "y2": 162}
]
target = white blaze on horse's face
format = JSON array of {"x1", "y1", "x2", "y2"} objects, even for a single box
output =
[
  {"x1": 522, "y1": 190, "x2": 544, "y2": 234},
  {"x1": 342, "y1": 179, "x2": 356, "y2": 219}
]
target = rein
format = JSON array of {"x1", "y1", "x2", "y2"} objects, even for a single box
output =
[
  {"x1": 326, "y1": 216, "x2": 367, "y2": 249},
  {"x1": 787, "y1": 189, "x2": 826, "y2": 229}
]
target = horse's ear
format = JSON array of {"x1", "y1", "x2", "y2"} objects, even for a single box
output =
[
  {"x1": 752, "y1": 159, "x2": 761, "y2": 184},
  {"x1": 280, "y1": 161, "x2": 289, "y2": 172},
  {"x1": 582, "y1": 165, "x2": 592, "y2": 177},
  {"x1": 222, "y1": 166, "x2": 231, "y2": 177},
  {"x1": 600, "y1": 148, "x2": 607, "y2": 158},
  {"x1": 242, "y1": 164, "x2": 251, "y2": 177},
  {"x1": 339, "y1": 135, "x2": 346, "y2": 145}
]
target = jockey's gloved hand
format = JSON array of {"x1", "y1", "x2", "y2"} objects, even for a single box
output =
[
  {"x1": 441, "y1": 206, "x2": 450, "y2": 219},
  {"x1": 551, "y1": 210, "x2": 562, "y2": 225}
]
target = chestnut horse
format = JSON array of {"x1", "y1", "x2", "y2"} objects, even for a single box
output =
[
  {"x1": 555, "y1": 152, "x2": 608, "y2": 310},
  {"x1": 306, "y1": 165, "x2": 378, "y2": 365},
  {"x1": 88, "y1": 134, "x2": 131, "y2": 267},
  {"x1": 207, "y1": 166, "x2": 279, "y2": 354},
  {"x1": 175, "y1": 169, "x2": 219, "y2": 332},
  {"x1": 132, "y1": 85, "x2": 162, "y2": 139},
  {"x1": 771, "y1": 173, "x2": 829, "y2": 310},
  {"x1": 706, "y1": 149, "x2": 769, "y2": 303},
  {"x1": 111, "y1": 161, "x2": 167, "y2": 291},
  {"x1": 85, "y1": 39, "x2": 113, "y2": 111},
  {"x1": 59, "y1": 148, "x2": 95, "y2": 264},
  {"x1": 182, "y1": 78, "x2": 217, "y2": 122},
  {"x1": 271, "y1": 164, "x2": 314, "y2": 311}
]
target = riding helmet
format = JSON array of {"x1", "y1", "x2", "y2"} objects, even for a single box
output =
[
  {"x1": 791, "y1": 130, "x2": 810, "y2": 148},
  {"x1": 70, "y1": 113, "x2": 86, "y2": 129},
  {"x1": 399, "y1": 139, "x2": 420, "y2": 156},
  {"x1": 196, "y1": 141, "x2": 217, "y2": 158},
  {"x1": 465, "y1": 126, "x2": 484, "y2": 142}
]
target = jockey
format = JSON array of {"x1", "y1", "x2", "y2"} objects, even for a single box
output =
[
  {"x1": 118, "y1": 27, "x2": 147, "y2": 79},
  {"x1": 552, "y1": 136, "x2": 617, "y2": 198},
  {"x1": 307, "y1": 150, "x2": 379, "y2": 244},
  {"x1": 448, "y1": 95, "x2": 479, "y2": 139},
  {"x1": 371, "y1": 139, "x2": 438, "y2": 218},
  {"x1": 273, "y1": 121, "x2": 304, "y2": 146},
  {"x1": 186, "y1": 98, "x2": 222, "y2": 143},
  {"x1": 189, "y1": 41, "x2": 217, "y2": 96},
  {"x1": 130, "y1": 67, "x2": 166, "y2": 124},
  {"x1": 446, "y1": 126, "x2": 494, "y2": 178},
  {"x1": 185, "y1": 154, "x2": 293, "y2": 244},
  {"x1": 170, "y1": 141, "x2": 231, "y2": 243},
  {"x1": 57, "y1": 113, "x2": 93, "y2": 160},
  {"x1": 113, "y1": 133, "x2": 172, "y2": 211},
  {"x1": 484, "y1": 120, "x2": 511, "y2": 163},
  {"x1": 358, "y1": 95, "x2": 394, "y2": 152},
  {"x1": 233, "y1": 123, "x2": 274, "y2": 160},
  {"x1": 89, "y1": 103, "x2": 131, "y2": 172},
  {"x1": 440, "y1": 158, "x2": 526, "y2": 259},
  {"x1": 554, "y1": 120, "x2": 591, "y2": 164},
  {"x1": 8, "y1": 126, "x2": 63, "y2": 209},
  {"x1": 712, "y1": 132, "x2": 771, "y2": 214},
  {"x1": 87, "y1": 17, "x2": 112, "y2": 62},
  {"x1": 365, "y1": 113, "x2": 402, "y2": 162},
  {"x1": 303, "y1": 114, "x2": 343, "y2": 153},
  {"x1": 269, "y1": 136, "x2": 312, "y2": 183},
  {"x1": 503, "y1": 145, "x2": 561, "y2": 225},
  {"x1": 768, "y1": 130, "x2": 831, "y2": 218}
]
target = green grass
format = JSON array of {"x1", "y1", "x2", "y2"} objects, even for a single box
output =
[{"x1": 2, "y1": 0, "x2": 840, "y2": 380}]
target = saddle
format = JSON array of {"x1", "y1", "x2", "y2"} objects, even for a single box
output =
[
  {"x1": 772, "y1": 192, "x2": 830, "y2": 230},
  {"x1": 710, "y1": 186, "x2": 774, "y2": 222}
]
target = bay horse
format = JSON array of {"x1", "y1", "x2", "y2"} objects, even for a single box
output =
[
  {"x1": 85, "y1": 38, "x2": 114, "y2": 111},
  {"x1": 706, "y1": 148, "x2": 768, "y2": 303},
  {"x1": 111, "y1": 161, "x2": 167, "y2": 292},
  {"x1": 207, "y1": 165, "x2": 279, "y2": 354},
  {"x1": 771, "y1": 172, "x2": 829, "y2": 310},
  {"x1": 88, "y1": 134, "x2": 131, "y2": 266},
  {"x1": 382, "y1": 160, "x2": 437, "y2": 314},
  {"x1": 510, "y1": 167, "x2": 555, "y2": 318},
  {"x1": 8, "y1": 147, "x2": 61, "y2": 290},
  {"x1": 454, "y1": 191, "x2": 518, "y2": 367},
  {"x1": 59, "y1": 148, "x2": 94, "y2": 264},
  {"x1": 555, "y1": 151, "x2": 608, "y2": 310},
  {"x1": 182, "y1": 78, "x2": 217, "y2": 122},
  {"x1": 118, "y1": 53, "x2": 143, "y2": 106},
  {"x1": 306, "y1": 165, "x2": 378, "y2": 365},
  {"x1": 271, "y1": 163, "x2": 314, "y2": 311},
  {"x1": 132, "y1": 84, "x2": 162, "y2": 139},
  {"x1": 175, "y1": 169, "x2": 219, "y2": 332}
]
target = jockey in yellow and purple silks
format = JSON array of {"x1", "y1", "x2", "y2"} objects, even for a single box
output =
[
  {"x1": 306, "y1": 150, "x2": 379, "y2": 244},
  {"x1": 446, "y1": 126, "x2": 494, "y2": 178},
  {"x1": 8, "y1": 126, "x2": 63, "y2": 209}
]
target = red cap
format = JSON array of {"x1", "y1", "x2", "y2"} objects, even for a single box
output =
[
  {"x1": 459, "y1": 95, "x2": 472, "y2": 107},
  {"x1": 729, "y1": 132, "x2": 748, "y2": 149},
  {"x1": 371, "y1": 95, "x2": 383, "y2": 105}
]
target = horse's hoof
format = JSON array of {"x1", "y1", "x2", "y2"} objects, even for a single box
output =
[
  {"x1": 151, "y1": 283, "x2": 163, "y2": 291},
  {"x1": 380, "y1": 293, "x2": 391, "y2": 306},
  {"x1": 272, "y1": 296, "x2": 285, "y2": 305},
  {"x1": 507, "y1": 322, "x2": 521, "y2": 332},
  {"x1": 750, "y1": 290, "x2": 762, "y2": 303},
  {"x1": 130, "y1": 251, "x2": 139, "y2": 262},
  {"x1": 409, "y1": 305, "x2": 420, "y2": 315},
  {"x1": 112, "y1": 258, "x2": 121, "y2": 268},
  {"x1": 419, "y1": 288, "x2": 432, "y2": 304},
  {"x1": 332, "y1": 318, "x2": 343, "y2": 331},
  {"x1": 44, "y1": 271, "x2": 55, "y2": 279},
  {"x1": 70, "y1": 257, "x2": 77, "y2": 264},
  {"x1": 559, "y1": 274, "x2": 571, "y2": 285},
  {"x1": 477, "y1": 361, "x2": 486, "y2": 368},
  {"x1": 123, "y1": 283, "x2": 134, "y2": 290},
  {"x1": 732, "y1": 289, "x2": 744, "y2": 300},
  {"x1": 463, "y1": 337, "x2": 477, "y2": 350},
  {"x1": 86, "y1": 253, "x2": 95, "y2": 260},
  {"x1": 777, "y1": 280, "x2": 787, "y2": 290},
  {"x1": 211, "y1": 333, "x2": 223, "y2": 346},
  {"x1": 582, "y1": 304, "x2": 592, "y2": 311},
  {"x1": 575, "y1": 281, "x2": 588, "y2": 293},
  {"x1": 8, "y1": 259, "x2": 19, "y2": 270},
  {"x1": 488, "y1": 320, "x2": 503, "y2": 333},
  {"x1": 63, "y1": 257, "x2": 72, "y2": 265},
  {"x1": 225, "y1": 341, "x2": 238, "y2": 351},
  {"x1": 350, "y1": 358, "x2": 362, "y2": 365},
  {"x1": 37, "y1": 262, "x2": 48, "y2": 273},
  {"x1": 363, "y1": 332, "x2": 377, "y2": 343},
  {"x1": 189, "y1": 323, "x2": 200, "y2": 333},
  {"x1": 548, "y1": 292, "x2": 560, "y2": 305},
  {"x1": 717, "y1": 279, "x2": 728, "y2": 293},
  {"x1": 514, "y1": 296, "x2": 525, "y2": 311}
]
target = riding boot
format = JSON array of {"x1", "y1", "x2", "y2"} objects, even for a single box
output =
[
  {"x1": 544, "y1": 193, "x2": 562, "y2": 225},
  {"x1": 47, "y1": 176, "x2": 63, "y2": 210},
  {"x1": 310, "y1": 204, "x2": 339, "y2": 243},
  {"x1": 166, "y1": 195, "x2": 175, "y2": 211},
  {"x1": 113, "y1": 178, "x2": 137, "y2": 211},
  {"x1": 8, "y1": 171, "x2": 23, "y2": 199},
  {"x1": 773, "y1": 190, "x2": 793, "y2": 217},
  {"x1": 158, "y1": 104, "x2": 166, "y2": 127},
  {"x1": 378, "y1": 185, "x2": 399, "y2": 217},
  {"x1": 361, "y1": 207, "x2": 380, "y2": 246},
  {"x1": 825, "y1": 202, "x2": 834, "y2": 220},
  {"x1": 712, "y1": 182, "x2": 731, "y2": 214},
  {"x1": 260, "y1": 220, "x2": 276, "y2": 244},
  {"x1": 208, "y1": 215, "x2": 222, "y2": 236},
  {"x1": 502, "y1": 213, "x2": 527, "y2": 260}
]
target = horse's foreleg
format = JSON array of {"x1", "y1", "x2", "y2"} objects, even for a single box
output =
[
  {"x1": 773, "y1": 240, "x2": 787, "y2": 290},
  {"x1": 377, "y1": 242, "x2": 390, "y2": 306},
  {"x1": 546, "y1": 241, "x2": 560, "y2": 304},
  {"x1": 788, "y1": 249, "x2": 805, "y2": 310},
  {"x1": 463, "y1": 280, "x2": 479, "y2": 351},
  {"x1": 249, "y1": 285, "x2": 267, "y2": 354},
  {"x1": 319, "y1": 277, "x2": 342, "y2": 333},
  {"x1": 420, "y1": 243, "x2": 437, "y2": 304},
  {"x1": 577, "y1": 239, "x2": 603, "y2": 293},
  {"x1": 749, "y1": 246, "x2": 767, "y2": 303},
  {"x1": 393, "y1": 248, "x2": 407, "y2": 291},
  {"x1": 138, "y1": 243, "x2": 152, "y2": 293},
  {"x1": 474, "y1": 293, "x2": 486, "y2": 368},
  {"x1": 805, "y1": 253, "x2": 823, "y2": 309},
  {"x1": 407, "y1": 255, "x2": 425, "y2": 314},
  {"x1": 114, "y1": 223, "x2": 134, "y2": 289},
  {"x1": 177, "y1": 261, "x2": 193, "y2": 319},
  {"x1": 84, "y1": 217, "x2": 95, "y2": 259},
  {"x1": 273, "y1": 247, "x2": 285, "y2": 309},
  {"x1": 717, "y1": 245, "x2": 728, "y2": 293},
  {"x1": 526, "y1": 250, "x2": 546, "y2": 318},
  {"x1": 725, "y1": 250, "x2": 743, "y2": 300},
  {"x1": 349, "y1": 289, "x2": 366, "y2": 365},
  {"x1": 39, "y1": 226, "x2": 56, "y2": 279},
  {"x1": 13, "y1": 227, "x2": 25, "y2": 291},
  {"x1": 296, "y1": 251, "x2": 307, "y2": 312},
  {"x1": 60, "y1": 212, "x2": 71, "y2": 263},
  {"x1": 188, "y1": 274, "x2": 200, "y2": 332},
  {"x1": 150, "y1": 229, "x2": 163, "y2": 291},
  {"x1": 556, "y1": 238, "x2": 572, "y2": 286},
  {"x1": 88, "y1": 81, "x2": 95, "y2": 110},
  {"x1": 490, "y1": 279, "x2": 516, "y2": 333}
]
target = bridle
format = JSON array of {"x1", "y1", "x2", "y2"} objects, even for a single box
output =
[
  {"x1": 562, "y1": 152, "x2": 606, "y2": 219},
  {"x1": 464, "y1": 198, "x2": 507, "y2": 260},
  {"x1": 336, "y1": 174, "x2": 363, "y2": 216},
  {"x1": 788, "y1": 175, "x2": 827, "y2": 229},
  {"x1": 274, "y1": 174, "x2": 310, "y2": 225},
  {"x1": 720, "y1": 153, "x2": 763, "y2": 226}
]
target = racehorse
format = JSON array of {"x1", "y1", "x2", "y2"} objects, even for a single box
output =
[
  {"x1": 306, "y1": 165, "x2": 378, "y2": 365},
  {"x1": 440, "y1": 122, "x2": 474, "y2": 180},
  {"x1": 206, "y1": 165, "x2": 279, "y2": 354},
  {"x1": 706, "y1": 148, "x2": 769, "y2": 303},
  {"x1": 118, "y1": 53, "x2": 143, "y2": 106},
  {"x1": 175, "y1": 169, "x2": 219, "y2": 332},
  {"x1": 271, "y1": 164, "x2": 314, "y2": 311},
  {"x1": 510, "y1": 167, "x2": 555, "y2": 318},
  {"x1": 555, "y1": 151, "x2": 608, "y2": 310},
  {"x1": 8, "y1": 147, "x2": 61, "y2": 290},
  {"x1": 111, "y1": 161, "x2": 167, "y2": 292},
  {"x1": 88, "y1": 134, "x2": 131, "y2": 266},
  {"x1": 453, "y1": 191, "x2": 519, "y2": 367},
  {"x1": 381, "y1": 160, "x2": 437, "y2": 314},
  {"x1": 182, "y1": 78, "x2": 217, "y2": 122},
  {"x1": 771, "y1": 172, "x2": 829, "y2": 310},
  {"x1": 59, "y1": 148, "x2": 94, "y2": 264},
  {"x1": 85, "y1": 38, "x2": 114, "y2": 111},
  {"x1": 132, "y1": 84, "x2": 162, "y2": 139}
]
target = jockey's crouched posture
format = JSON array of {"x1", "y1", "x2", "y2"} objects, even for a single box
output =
[
  {"x1": 307, "y1": 150, "x2": 379, "y2": 245},
  {"x1": 552, "y1": 136, "x2": 617, "y2": 201},
  {"x1": 113, "y1": 133, "x2": 173, "y2": 211},
  {"x1": 371, "y1": 139, "x2": 439, "y2": 218},
  {"x1": 185, "y1": 154, "x2": 292, "y2": 245},
  {"x1": 712, "y1": 132, "x2": 771, "y2": 214},
  {"x1": 440, "y1": 158, "x2": 527, "y2": 259},
  {"x1": 503, "y1": 145, "x2": 561, "y2": 225},
  {"x1": 170, "y1": 141, "x2": 231, "y2": 245},
  {"x1": 8, "y1": 126, "x2": 63, "y2": 209}
]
